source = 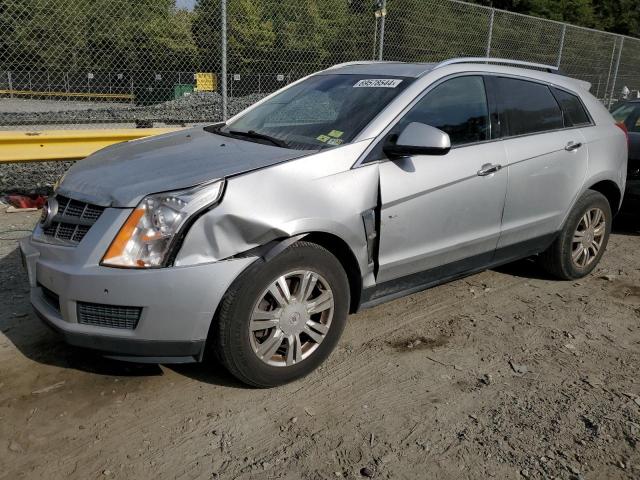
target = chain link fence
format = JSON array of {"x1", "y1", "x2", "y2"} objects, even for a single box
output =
[{"x1": 1, "y1": 0, "x2": 639, "y2": 130}]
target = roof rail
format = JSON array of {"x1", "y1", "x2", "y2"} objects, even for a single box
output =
[
  {"x1": 325, "y1": 60, "x2": 404, "y2": 70},
  {"x1": 434, "y1": 57, "x2": 559, "y2": 73},
  {"x1": 325, "y1": 61, "x2": 380, "y2": 70}
]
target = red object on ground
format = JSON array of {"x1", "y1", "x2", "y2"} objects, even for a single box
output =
[{"x1": 3, "y1": 195, "x2": 47, "y2": 209}]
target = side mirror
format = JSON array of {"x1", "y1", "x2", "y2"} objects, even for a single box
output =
[{"x1": 383, "y1": 122, "x2": 451, "y2": 158}]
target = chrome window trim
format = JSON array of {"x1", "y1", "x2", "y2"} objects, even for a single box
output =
[
  {"x1": 352, "y1": 70, "x2": 596, "y2": 169},
  {"x1": 490, "y1": 74, "x2": 595, "y2": 135}
]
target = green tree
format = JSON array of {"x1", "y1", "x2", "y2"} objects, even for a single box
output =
[
  {"x1": 593, "y1": 0, "x2": 640, "y2": 37},
  {"x1": 322, "y1": 0, "x2": 375, "y2": 65},
  {"x1": 82, "y1": 0, "x2": 196, "y2": 72},
  {"x1": 470, "y1": 0, "x2": 638, "y2": 36},
  {"x1": 0, "y1": 0, "x2": 88, "y2": 71},
  {"x1": 227, "y1": 0, "x2": 275, "y2": 73},
  {"x1": 384, "y1": 0, "x2": 490, "y2": 62},
  {"x1": 270, "y1": 0, "x2": 330, "y2": 72},
  {"x1": 192, "y1": 0, "x2": 222, "y2": 72},
  {"x1": 1, "y1": 0, "x2": 198, "y2": 73}
]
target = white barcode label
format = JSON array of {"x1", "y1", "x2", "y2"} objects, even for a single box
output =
[{"x1": 353, "y1": 79, "x2": 402, "y2": 88}]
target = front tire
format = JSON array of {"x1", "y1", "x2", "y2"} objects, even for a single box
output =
[
  {"x1": 212, "y1": 241, "x2": 350, "y2": 388},
  {"x1": 540, "y1": 189, "x2": 612, "y2": 280}
]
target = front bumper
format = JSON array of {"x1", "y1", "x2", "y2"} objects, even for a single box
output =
[{"x1": 19, "y1": 235, "x2": 255, "y2": 363}]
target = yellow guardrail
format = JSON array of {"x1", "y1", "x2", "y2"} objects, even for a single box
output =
[
  {"x1": 0, "y1": 89, "x2": 134, "y2": 100},
  {"x1": 0, "y1": 128, "x2": 181, "y2": 163}
]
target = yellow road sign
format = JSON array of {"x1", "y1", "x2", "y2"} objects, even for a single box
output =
[{"x1": 196, "y1": 73, "x2": 217, "y2": 91}]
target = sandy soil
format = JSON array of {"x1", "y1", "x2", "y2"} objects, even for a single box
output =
[{"x1": 1, "y1": 209, "x2": 639, "y2": 480}]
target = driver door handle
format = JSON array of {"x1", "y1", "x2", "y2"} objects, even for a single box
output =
[
  {"x1": 565, "y1": 141, "x2": 583, "y2": 151},
  {"x1": 477, "y1": 163, "x2": 503, "y2": 176}
]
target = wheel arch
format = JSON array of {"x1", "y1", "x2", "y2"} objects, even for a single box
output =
[
  {"x1": 204, "y1": 231, "x2": 364, "y2": 365},
  {"x1": 302, "y1": 232, "x2": 363, "y2": 314},
  {"x1": 222, "y1": 231, "x2": 365, "y2": 315},
  {"x1": 588, "y1": 180, "x2": 622, "y2": 214}
]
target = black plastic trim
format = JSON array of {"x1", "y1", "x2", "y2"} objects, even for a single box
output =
[
  {"x1": 35, "y1": 309, "x2": 204, "y2": 362},
  {"x1": 359, "y1": 233, "x2": 556, "y2": 310}
]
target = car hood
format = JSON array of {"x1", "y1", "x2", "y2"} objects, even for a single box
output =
[{"x1": 56, "y1": 126, "x2": 311, "y2": 207}]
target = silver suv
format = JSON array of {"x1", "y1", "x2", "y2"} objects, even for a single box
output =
[{"x1": 20, "y1": 58, "x2": 627, "y2": 387}]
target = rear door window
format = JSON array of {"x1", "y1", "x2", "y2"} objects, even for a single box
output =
[
  {"x1": 551, "y1": 88, "x2": 591, "y2": 127},
  {"x1": 495, "y1": 77, "x2": 564, "y2": 136}
]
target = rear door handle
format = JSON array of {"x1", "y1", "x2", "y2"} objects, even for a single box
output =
[
  {"x1": 565, "y1": 141, "x2": 583, "y2": 151},
  {"x1": 477, "y1": 163, "x2": 503, "y2": 176}
]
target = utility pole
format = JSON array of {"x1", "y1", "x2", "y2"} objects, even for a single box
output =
[
  {"x1": 7, "y1": 71, "x2": 13, "y2": 98},
  {"x1": 486, "y1": 9, "x2": 494, "y2": 57},
  {"x1": 609, "y1": 36, "x2": 624, "y2": 109},
  {"x1": 375, "y1": 0, "x2": 387, "y2": 61},
  {"x1": 221, "y1": 0, "x2": 228, "y2": 121},
  {"x1": 557, "y1": 24, "x2": 566, "y2": 68}
]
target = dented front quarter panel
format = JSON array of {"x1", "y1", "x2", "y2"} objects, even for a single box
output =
[{"x1": 174, "y1": 140, "x2": 380, "y2": 289}]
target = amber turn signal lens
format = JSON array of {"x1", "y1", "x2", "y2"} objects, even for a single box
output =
[{"x1": 102, "y1": 209, "x2": 145, "y2": 263}]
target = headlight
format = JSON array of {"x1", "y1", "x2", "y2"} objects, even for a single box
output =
[
  {"x1": 53, "y1": 173, "x2": 66, "y2": 191},
  {"x1": 101, "y1": 180, "x2": 224, "y2": 268}
]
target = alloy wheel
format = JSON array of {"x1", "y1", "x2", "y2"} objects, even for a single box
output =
[
  {"x1": 249, "y1": 270, "x2": 334, "y2": 367},
  {"x1": 571, "y1": 207, "x2": 606, "y2": 268}
]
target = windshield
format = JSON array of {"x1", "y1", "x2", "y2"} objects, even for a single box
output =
[{"x1": 220, "y1": 74, "x2": 413, "y2": 150}]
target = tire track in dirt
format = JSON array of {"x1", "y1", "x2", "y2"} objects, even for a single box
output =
[
  {"x1": 117, "y1": 269, "x2": 600, "y2": 478},
  {"x1": 2, "y1": 211, "x2": 639, "y2": 479},
  {"x1": 4, "y1": 267, "x2": 532, "y2": 478}
]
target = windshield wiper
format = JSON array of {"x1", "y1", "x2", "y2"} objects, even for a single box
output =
[{"x1": 228, "y1": 129, "x2": 290, "y2": 148}]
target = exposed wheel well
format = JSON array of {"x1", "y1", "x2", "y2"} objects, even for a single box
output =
[
  {"x1": 303, "y1": 232, "x2": 363, "y2": 314},
  {"x1": 588, "y1": 180, "x2": 621, "y2": 214}
]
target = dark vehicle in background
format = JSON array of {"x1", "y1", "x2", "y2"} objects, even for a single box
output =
[{"x1": 612, "y1": 101, "x2": 640, "y2": 209}]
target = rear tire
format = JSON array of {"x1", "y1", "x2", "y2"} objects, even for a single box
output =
[
  {"x1": 539, "y1": 189, "x2": 611, "y2": 280},
  {"x1": 212, "y1": 241, "x2": 350, "y2": 388}
]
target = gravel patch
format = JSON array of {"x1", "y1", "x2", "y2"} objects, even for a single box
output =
[
  {"x1": 0, "y1": 161, "x2": 75, "y2": 195},
  {"x1": 0, "y1": 92, "x2": 266, "y2": 127},
  {"x1": 0, "y1": 92, "x2": 266, "y2": 194},
  {"x1": 0, "y1": 98, "x2": 128, "y2": 114}
]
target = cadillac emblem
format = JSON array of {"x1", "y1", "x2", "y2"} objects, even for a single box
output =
[{"x1": 40, "y1": 197, "x2": 59, "y2": 228}]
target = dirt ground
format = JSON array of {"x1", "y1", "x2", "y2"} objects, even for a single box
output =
[{"x1": 1, "y1": 209, "x2": 639, "y2": 480}]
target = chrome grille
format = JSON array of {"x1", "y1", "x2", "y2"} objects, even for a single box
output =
[
  {"x1": 40, "y1": 195, "x2": 104, "y2": 245},
  {"x1": 77, "y1": 302, "x2": 142, "y2": 330}
]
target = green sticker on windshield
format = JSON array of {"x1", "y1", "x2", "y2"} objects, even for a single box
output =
[
  {"x1": 328, "y1": 130, "x2": 344, "y2": 138},
  {"x1": 316, "y1": 134, "x2": 343, "y2": 145}
]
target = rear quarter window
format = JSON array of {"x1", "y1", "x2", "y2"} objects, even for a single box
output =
[
  {"x1": 551, "y1": 87, "x2": 592, "y2": 127},
  {"x1": 495, "y1": 77, "x2": 564, "y2": 137}
]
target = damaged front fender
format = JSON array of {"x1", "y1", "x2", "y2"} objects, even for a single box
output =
[{"x1": 173, "y1": 140, "x2": 380, "y2": 290}]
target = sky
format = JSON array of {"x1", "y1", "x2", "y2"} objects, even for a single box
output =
[{"x1": 175, "y1": 0, "x2": 196, "y2": 11}]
